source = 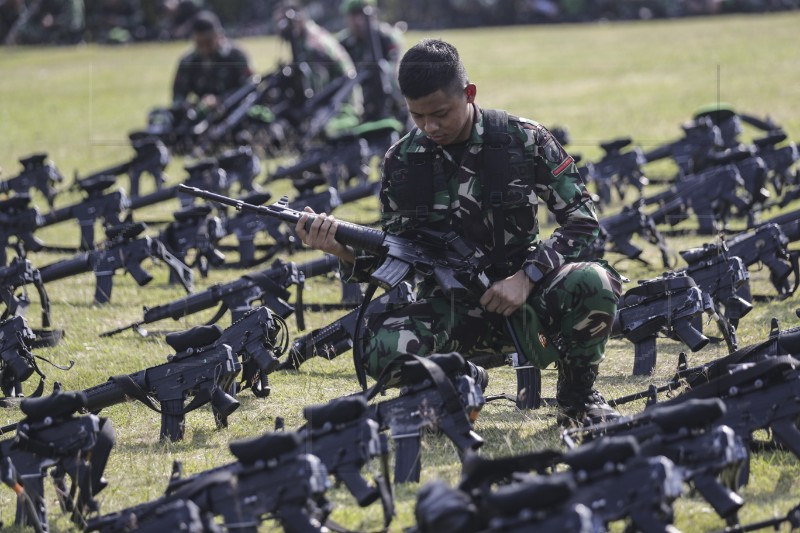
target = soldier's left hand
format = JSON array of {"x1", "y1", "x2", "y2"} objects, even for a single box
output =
[{"x1": 480, "y1": 270, "x2": 534, "y2": 317}]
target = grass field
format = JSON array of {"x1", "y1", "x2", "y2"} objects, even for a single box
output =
[{"x1": 2, "y1": 11, "x2": 800, "y2": 532}]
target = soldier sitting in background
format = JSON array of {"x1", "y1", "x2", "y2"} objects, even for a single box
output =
[
  {"x1": 171, "y1": 10, "x2": 252, "y2": 113},
  {"x1": 295, "y1": 39, "x2": 624, "y2": 426}
]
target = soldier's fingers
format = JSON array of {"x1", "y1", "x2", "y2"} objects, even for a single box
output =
[
  {"x1": 303, "y1": 206, "x2": 317, "y2": 214},
  {"x1": 479, "y1": 288, "x2": 495, "y2": 307},
  {"x1": 296, "y1": 214, "x2": 309, "y2": 240}
]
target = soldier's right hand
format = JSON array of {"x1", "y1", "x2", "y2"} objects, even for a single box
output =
[{"x1": 296, "y1": 207, "x2": 355, "y2": 263}]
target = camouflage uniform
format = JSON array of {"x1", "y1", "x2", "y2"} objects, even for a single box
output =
[
  {"x1": 341, "y1": 105, "x2": 623, "y2": 380},
  {"x1": 337, "y1": 20, "x2": 404, "y2": 121},
  {"x1": 290, "y1": 19, "x2": 363, "y2": 135},
  {"x1": 171, "y1": 40, "x2": 252, "y2": 105}
]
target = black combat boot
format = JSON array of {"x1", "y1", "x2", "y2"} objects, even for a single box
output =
[
  {"x1": 466, "y1": 361, "x2": 489, "y2": 392},
  {"x1": 556, "y1": 361, "x2": 619, "y2": 426}
]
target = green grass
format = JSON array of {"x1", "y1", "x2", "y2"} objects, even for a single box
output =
[{"x1": 2, "y1": 11, "x2": 800, "y2": 532}]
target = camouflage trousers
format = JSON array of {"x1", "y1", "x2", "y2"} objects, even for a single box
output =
[{"x1": 360, "y1": 261, "x2": 623, "y2": 380}]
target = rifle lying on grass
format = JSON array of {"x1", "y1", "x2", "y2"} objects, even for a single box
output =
[
  {"x1": 298, "y1": 395, "x2": 393, "y2": 527},
  {"x1": 609, "y1": 316, "x2": 800, "y2": 408},
  {"x1": 562, "y1": 398, "x2": 748, "y2": 524},
  {"x1": 682, "y1": 222, "x2": 799, "y2": 299},
  {"x1": 0, "y1": 194, "x2": 44, "y2": 266},
  {"x1": 279, "y1": 281, "x2": 414, "y2": 370},
  {"x1": 577, "y1": 356, "x2": 800, "y2": 486},
  {"x1": 679, "y1": 246, "x2": 752, "y2": 349},
  {"x1": 642, "y1": 115, "x2": 723, "y2": 177},
  {"x1": 86, "y1": 307, "x2": 285, "y2": 441},
  {"x1": 578, "y1": 203, "x2": 670, "y2": 268},
  {"x1": 0, "y1": 390, "x2": 115, "y2": 532},
  {"x1": 643, "y1": 162, "x2": 749, "y2": 235},
  {"x1": 217, "y1": 144, "x2": 261, "y2": 193},
  {"x1": 582, "y1": 138, "x2": 648, "y2": 206},
  {"x1": 0, "y1": 153, "x2": 64, "y2": 208},
  {"x1": 39, "y1": 176, "x2": 129, "y2": 251},
  {"x1": 84, "y1": 499, "x2": 209, "y2": 533},
  {"x1": 414, "y1": 436, "x2": 683, "y2": 533},
  {"x1": 0, "y1": 316, "x2": 72, "y2": 400},
  {"x1": 160, "y1": 203, "x2": 226, "y2": 280},
  {"x1": 38, "y1": 221, "x2": 193, "y2": 304},
  {"x1": 0, "y1": 256, "x2": 63, "y2": 347},
  {"x1": 612, "y1": 271, "x2": 732, "y2": 376},
  {"x1": 100, "y1": 254, "x2": 338, "y2": 338},
  {"x1": 369, "y1": 353, "x2": 486, "y2": 483},
  {"x1": 165, "y1": 432, "x2": 331, "y2": 533},
  {"x1": 179, "y1": 185, "x2": 545, "y2": 407},
  {"x1": 75, "y1": 132, "x2": 169, "y2": 198}
]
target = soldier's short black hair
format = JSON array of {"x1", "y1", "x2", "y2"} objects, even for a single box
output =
[
  {"x1": 192, "y1": 10, "x2": 222, "y2": 34},
  {"x1": 398, "y1": 39, "x2": 468, "y2": 100}
]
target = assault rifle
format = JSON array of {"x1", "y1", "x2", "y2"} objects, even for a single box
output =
[
  {"x1": 643, "y1": 115, "x2": 724, "y2": 177},
  {"x1": 752, "y1": 131, "x2": 799, "y2": 198},
  {"x1": 0, "y1": 153, "x2": 64, "y2": 208},
  {"x1": 679, "y1": 243, "x2": 752, "y2": 329},
  {"x1": 217, "y1": 145, "x2": 261, "y2": 193},
  {"x1": 0, "y1": 316, "x2": 71, "y2": 399},
  {"x1": 279, "y1": 281, "x2": 414, "y2": 370},
  {"x1": 75, "y1": 132, "x2": 169, "y2": 198},
  {"x1": 179, "y1": 186, "x2": 541, "y2": 402},
  {"x1": 0, "y1": 256, "x2": 57, "y2": 339},
  {"x1": 562, "y1": 398, "x2": 748, "y2": 523},
  {"x1": 160, "y1": 203, "x2": 226, "y2": 279},
  {"x1": 613, "y1": 272, "x2": 725, "y2": 375},
  {"x1": 412, "y1": 478, "x2": 602, "y2": 533},
  {"x1": 85, "y1": 499, "x2": 210, "y2": 533},
  {"x1": 0, "y1": 390, "x2": 115, "y2": 531},
  {"x1": 38, "y1": 221, "x2": 193, "y2": 304},
  {"x1": 578, "y1": 203, "x2": 670, "y2": 267},
  {"x1": 369, "y1": 353, "x2": 485, "y2": 483},
  {"x1": 164, "y1": 431, "x2": 331, "y2": 532},
  {"x1": 454, "y1": 436, "x2": 684, "y2": 533},
  {"x1": 585, "y1": 356, "x2": 800, "y2": 485},
  {"x1": 269, "y1": 133, "x2": 370, "y2": 191},
  {"x1": 643, "y1": 163, "x2": 750, "y2": 235},
  {"x1": 39, "y1": 176, "x2": 129, "y2": 251},
  {"x1": 176, "y1": 159, "x2": 228, "y2": 208},
  {"x1": 0, "y1": 194, "x2": 44, "y2": 266},
  {"x1": 298, "y1": 395, "x2": 394, "y2": 526},
  {"x1": 608, "y1": 316, "x2": 800, "y2": 407},
  {"x1": 100, "y1": 255, "x2": 338, "y2": 338},
  {"x1": 584, "y1": 138, "x2": 648, "y2": 205},
  {"x1": 681, "y1": 223, "x2": 798, "y2": 299}
]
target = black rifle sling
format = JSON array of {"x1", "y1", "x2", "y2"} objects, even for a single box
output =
[{"x1": 482, "y1": 109, "x2": 511, "y2": 266}]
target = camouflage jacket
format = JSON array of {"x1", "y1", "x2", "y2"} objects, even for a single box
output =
[
  {"x1": 337, "y1": 21, "x2": 403, "y2": 120},
  {"x1": 171, "y1": 40, "x2": 252, "y2": 104},
  {"x1": 343, "y1": 104, "x2": 600, "y2": 295},
  {"x1": 293, "y1": 20, "x2": 357, "y2": 94}
]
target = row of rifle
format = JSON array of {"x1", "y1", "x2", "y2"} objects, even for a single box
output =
[{"x1": 5, "y1": 305, "x2": 800, "y2": 532}]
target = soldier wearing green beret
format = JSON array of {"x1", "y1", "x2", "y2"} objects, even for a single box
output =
[{"x1": 295, "y1": 39, "x2": 624, "y2": 425}]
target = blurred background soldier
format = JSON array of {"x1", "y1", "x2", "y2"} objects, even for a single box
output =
[
  {"x1": 274, "y1": 1, "x2": 362, "y2": 137},
  {"x1": 337, "y1": 0, "x2": 405, "y2": 122},
  {"x1": 171, "y1": 10, "x2": 252, "y2": 112},
  {"x1": 84, "y1": 0, "x2": 145, "y2": 43},
  {"x1": 4, "y1": 0, "x2": 85, "y2": 45}
]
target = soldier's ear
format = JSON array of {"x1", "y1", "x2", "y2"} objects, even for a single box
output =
[{"x1": 465, "y1": 83, "x2": 477, "y2": 103}]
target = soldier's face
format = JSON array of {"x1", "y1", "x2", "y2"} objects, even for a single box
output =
[
  {"x1": 406, "y1": 85, "x2": 476, "y2": 146},
  {"x1": 346, "y1": 12, "x2": 368, "y2": 38},
  {"x1": 194, "y1": 30, "x2": 219, "y2": 58}
]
